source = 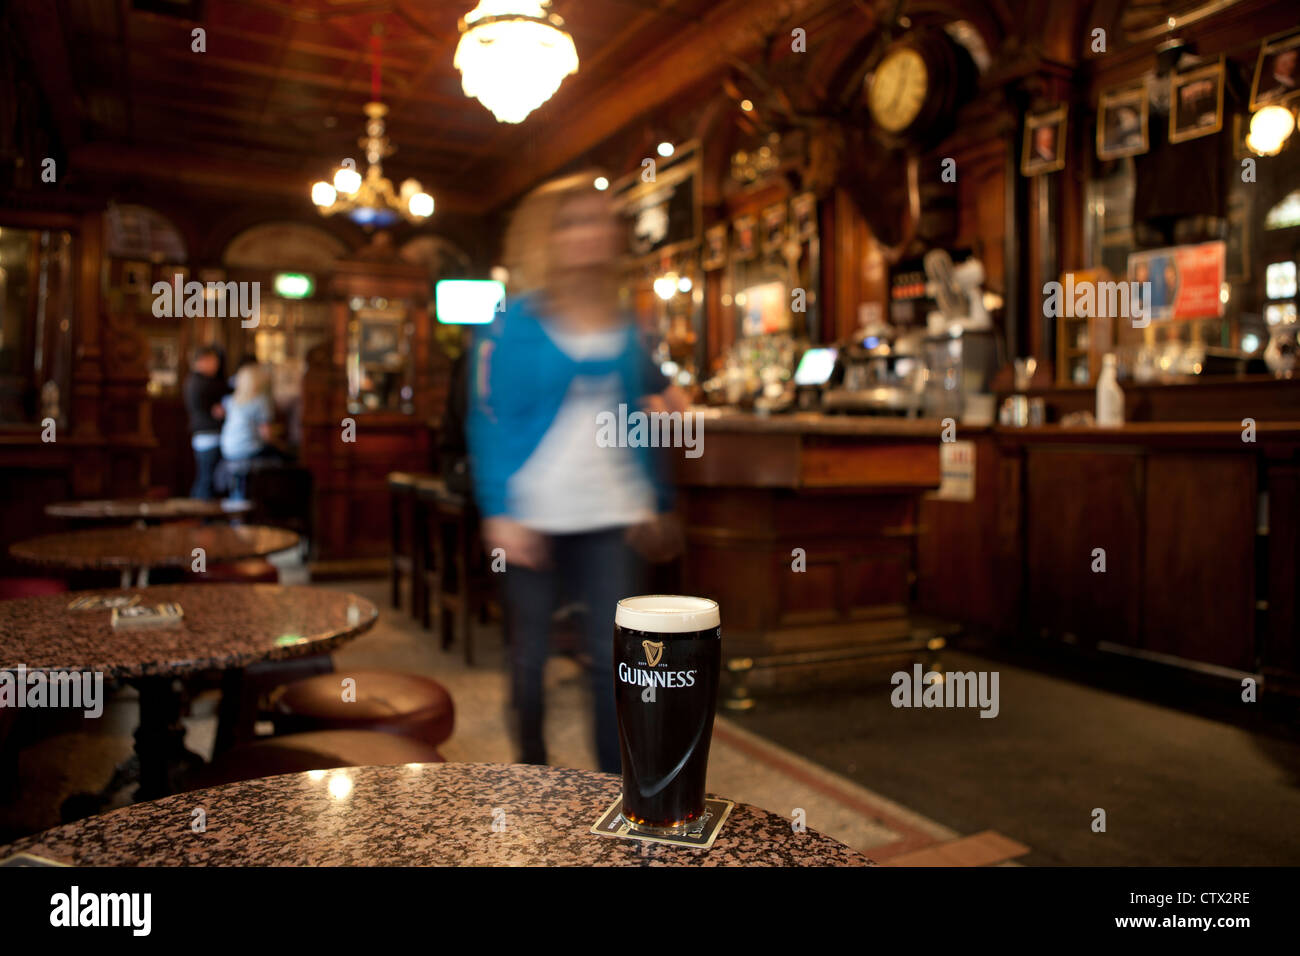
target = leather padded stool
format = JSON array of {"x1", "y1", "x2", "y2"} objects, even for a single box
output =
[
  {"x1": 185, "y1": 729, "x2": 443, "y2": 791},
  {"x1": 0, "y1": 578, "x2": 67, "y2": 600},
  {"x1": 270, "y1": 670, "x2": 454, "y2": 748}
]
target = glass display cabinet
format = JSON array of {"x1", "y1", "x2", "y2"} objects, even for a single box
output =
[{"x1": 346, "y1": 296, "x2": 413, "y2": 414}]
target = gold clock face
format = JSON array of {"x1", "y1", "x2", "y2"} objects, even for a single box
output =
[{"x1": 868, "y1": 47, "x2": 929, "y2": 133}]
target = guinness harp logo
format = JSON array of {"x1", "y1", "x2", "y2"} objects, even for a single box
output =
[{"x1": 642, "y1": 640, "x2": 665, "y2": 667}]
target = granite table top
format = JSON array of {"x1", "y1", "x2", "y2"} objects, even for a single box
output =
[
  {"x1": 9, "y1": 524, "x2": 299, "y2": 571},
  {"x1": 0, "y1": 763, "x2": 871, "y2": 866},
  {"x1": 0, "y1": 584, "x2": 377, "y2": 679},
  {"x1": 46, "y1": 498, "x2": 253, "y2": 520}
]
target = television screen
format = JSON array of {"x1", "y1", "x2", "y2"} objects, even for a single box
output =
[{"x1": 435, "y1": 279, "x2": 506, "y2": 325}]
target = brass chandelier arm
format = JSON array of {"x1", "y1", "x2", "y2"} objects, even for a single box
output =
[{"x1": 458, "y1": 12, "x2": 567, "y2": 33}]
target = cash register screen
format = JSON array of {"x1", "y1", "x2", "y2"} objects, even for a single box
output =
[{"x1": 794, "y1": 347, "x2": 837, "y2": 386}]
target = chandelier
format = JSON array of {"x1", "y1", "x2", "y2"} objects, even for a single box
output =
[
  {"x1": 311, "y1": 28, "x2": 434, "y2": 227},
  {"x1": 454, "y1": 1, "x2": 579, "y2": 124}
]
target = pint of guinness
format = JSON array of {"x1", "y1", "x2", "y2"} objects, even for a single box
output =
[{"x1": 613, "y1": 595, "x2": 721, "y2": 834}]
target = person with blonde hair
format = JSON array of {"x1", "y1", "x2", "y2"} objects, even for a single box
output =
[
  {"x1": 219, "y1": 361, "x2": 277, "y2": 500},
  {"x1": 468, "y1": 171, "x2": 680, "y2": 772}
]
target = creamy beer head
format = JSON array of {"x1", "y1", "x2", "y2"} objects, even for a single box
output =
[{"x1": 615, "y1": 595, "x2": 720, "y2": 634}]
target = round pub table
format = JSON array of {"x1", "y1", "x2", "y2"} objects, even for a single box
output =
[
  {"x1": 0, "y1": 584, "x2": 377, "y2": 801},
  {"x1": 45, "y1": 497, "x2": 252, "y2": 522},
  {"x1": 9, "y1": 524, "x2": 298, "y2": 588},
  {"x1": 0, "y1": 763, "x2": 871, "y2": 866}
]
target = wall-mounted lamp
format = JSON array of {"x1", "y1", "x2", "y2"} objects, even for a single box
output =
[
  {"x1": 653, "y1": 274, "x2": 678, "y2": 300},
  {"x1": 1247, "y1": 105, "x2": 1295, "y2": 157}
]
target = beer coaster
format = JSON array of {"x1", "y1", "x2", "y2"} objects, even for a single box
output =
[
  {"x1": 67, "y1": 593, "x2": 140, "y2": 612},
  {"x1": 591, "y1": 795, "x2": 734, "y2": 850},
  {"x1": 111, "y1": 603, "x2": 184, "y2": 629}
]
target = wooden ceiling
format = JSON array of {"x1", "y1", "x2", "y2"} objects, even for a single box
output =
[{"x1": 21, "y1": 0, "x2": 846, "y2": 214}]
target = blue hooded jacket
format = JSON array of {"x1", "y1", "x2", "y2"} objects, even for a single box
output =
[{"x1": 466, "y1": 294, "x2": 672, "y2": 522}]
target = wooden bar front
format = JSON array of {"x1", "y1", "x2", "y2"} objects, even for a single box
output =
[
  {"x1": 675, "y1": 413, "x2": 941, "y2": 673},
  {"x1": 991, "y1": 423, "x2": 1300, "y2": 692}
]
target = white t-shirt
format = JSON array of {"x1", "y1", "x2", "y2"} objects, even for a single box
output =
[{"x1": 508, "y1": 327, "x2": 655, "y2": 533}]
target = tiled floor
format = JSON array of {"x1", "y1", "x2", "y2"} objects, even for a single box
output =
[{"x1": 731, "y1": 647, "x2": 1300, "y2": 865}]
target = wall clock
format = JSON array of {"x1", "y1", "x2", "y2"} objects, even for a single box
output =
[
  {"x1": 868, "y1": 46, "x2": 930, "y2": 134},
  {"x1": 865, "y1": 32, "x2": 971, "y2": 146}
]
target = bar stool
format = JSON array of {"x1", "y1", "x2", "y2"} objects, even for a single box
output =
[
  {"x1": 387, "y1": 471, "x2": 426, "y2": 615},
  {"x1": 415, "y1": 477, "x2": 493, "y2": 664},
  {"x1": 268, "y1": 669, "x2": 455, "y2": 750},
  {"x1": 408, "y1": 473, "x2": 444, "y2": 632},
  {"x1": 212, "y1": 653, "x2": 336, "y2": 757}
]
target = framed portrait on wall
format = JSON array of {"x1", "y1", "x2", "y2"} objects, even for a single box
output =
[
  {"x1": 760, "y1": 203, "x2": 788, "y2": 255},
  {"x1": 1251, "y1": 28, "x2": 1300, "y2": 110},
  {"x1": 147, "y1": 335, "x2": 179, "y2": 392},
  {"x1": 790, "y1": 192, "x2": 818, "y2": 242},
  {"x1": 1021, "y1": 105, "x2": 1067, "y2": 175},
  {"x1": 1170, "y1": 58, "x2": 1224, "y2": 144},
  {"x1": 732, "y1": 215, "x2": 757, "y2": 261},
  {"x1": 611, "y1": 143, "x2": 702, "y2": 261},
  {"x1": 1097, "y1": 86, "x2": 1148, "y2": 160},
  {"x1": 701, "y1": 223, "x2": 728, "y2": 271}
]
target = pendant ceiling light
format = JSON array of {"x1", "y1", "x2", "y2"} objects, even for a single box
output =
[
  {"x1": 311, "y1": 26, "x2": 434, "y2": 227},
  {"x1": 454, "y1": 1, "x2": 579, "y2": 124}
]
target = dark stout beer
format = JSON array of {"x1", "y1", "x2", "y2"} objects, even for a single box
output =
[{"x1": 613, "y1": 595, "x2": 721, "y2": 833}]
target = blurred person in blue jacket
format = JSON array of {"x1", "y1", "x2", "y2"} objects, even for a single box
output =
[{"x1": 468, "y1": 172, "x2": 684, "y2": 772}]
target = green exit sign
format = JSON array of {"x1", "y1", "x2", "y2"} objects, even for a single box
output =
[{"x1": 273, "y1": 272, "x2": 314, "y2": 299}]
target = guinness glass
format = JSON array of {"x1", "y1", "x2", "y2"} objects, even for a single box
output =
[{"x1": 613, "y1": 595, "x2": 721, "y2": 834}]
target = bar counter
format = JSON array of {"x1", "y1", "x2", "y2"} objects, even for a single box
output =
[
  {"x1": 691, "y1": 409, "x2": 959, "y2": 437},
  {"x1": 676, "y1": 409, "x2": 1300, "y2": 697},
  {"x1": 990, "y1": 418, "x2": 1300, "y2": 693},
  {"x1": 674, "y1": 410, "x2": 948, "y2": 699}
]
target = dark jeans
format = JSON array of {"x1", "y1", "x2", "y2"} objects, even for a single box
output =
[
  {"x1": 504, "y1": 527, "x2": 635, "y2": 774},
  {"x1": 216, "y1": 447, "x2": 288, "y2": 501},
  {"x1": 191, "y1": 443, "x2": 221, "y2": 500}
]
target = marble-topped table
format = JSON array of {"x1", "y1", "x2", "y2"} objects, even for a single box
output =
[
  {"x1": 9, "y1": 524, "x2": 298, "y2": 588},
  {"x1": 45, "y1": 497, "x2": 252, "y2": 522},
  {"x1": 0, "y1": 763, "x2": 871, "y2": 866},
  {"x1": 0, "y1": 584, "x2": 377, "y2": 800}
]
